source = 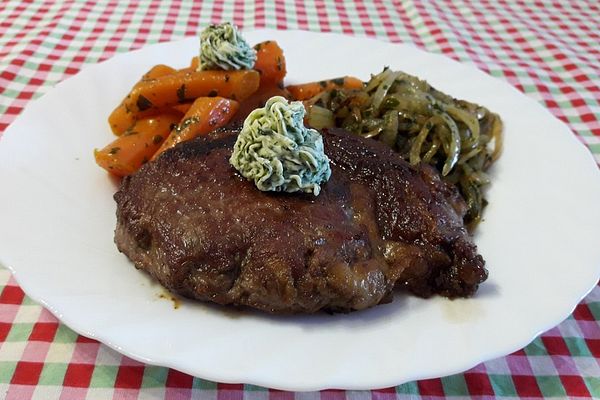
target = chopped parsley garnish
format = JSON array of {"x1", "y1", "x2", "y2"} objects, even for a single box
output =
[
  {"x1": 176, "y1": 84, "x2": 187, "y2": 103},
  {"x1": 136, "y1": 95, "x2": 153, "y2": 111}
]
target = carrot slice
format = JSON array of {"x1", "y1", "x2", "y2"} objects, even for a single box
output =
[
  {"x1": 287, "y1": 76, "x2": 364, "y2": 101},
  {"x1": 95, "y1": 111, "x2": 182, "y2": 177},
  {"x1": 152, "y1": 97, "x2": 239, "y2": 160},
  {"x1": 124, "y1": 69, "x2": 258, "y2": 115},
  {"x1": 108, "y1": 64, "x2": 177, "y2": 135},
  {"x1": 253, "y1": 41, "x2": 286, "y2": 86}
]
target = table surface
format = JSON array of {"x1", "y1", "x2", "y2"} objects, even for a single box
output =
[{"x1": 1, "y1": 0, "x2": 599, "y2": 398}]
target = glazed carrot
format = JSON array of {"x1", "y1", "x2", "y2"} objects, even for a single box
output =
[
  {"x1": 152, "y1": 97, "x2": 239, "y2": 160},
  {"x1": 253, "y1": 41, "x2": 286, "y2": 86},
  {"x1": 124, "y1": 69, "x2": 258, "y2": 115},
  {"x1": 177, "y1": 56, "x2": 200, "y2": 74},
  {"x1": 189, "y1": 56, "x2": 199, "y2": 70},
  {"x1": 287, "y1": 76, "x2": 364, "y2": 101},
  {"x1": 233, "y1": 84, "x2": 291, "y2": 123},
  {"x1": 171, "y1": 103, "x2": 193, "y2": 114},
  {"x1": 95, "y1": 111, "x2": 182, "y2": 177},
  {"x1": 108, "y1": 103, "x2": 139, "y2": 136},
  {"x1": 141, "y1": 64, "x2": 176, "y2": 81},
  {"x1": 108, "y1": 64, "x2": 177, "y2": 135}
]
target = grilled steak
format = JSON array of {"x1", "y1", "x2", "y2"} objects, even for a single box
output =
[{"x1": 114, "y1": 127, "x2": 487, "y2": 314}]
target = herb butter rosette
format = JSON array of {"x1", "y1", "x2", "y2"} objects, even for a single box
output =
[
  {"x1": 230, "y1": 96, "x2": 332, "y2": 195},
  {"x1": 199, "y1": 22, "x2": 256, "y2": 71}
]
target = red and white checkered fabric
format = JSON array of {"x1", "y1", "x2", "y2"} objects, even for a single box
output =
[{"x1": 1, "y1": 1, "x2": 599, "y2": 399}]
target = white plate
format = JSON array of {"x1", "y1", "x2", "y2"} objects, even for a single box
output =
[{"x1": 1, "y1": 30, "x2": 599, "y2": 391}]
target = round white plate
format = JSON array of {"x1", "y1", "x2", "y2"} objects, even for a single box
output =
[{"x1": 1, "y1": 30, "x2": 599, "y2": 391}]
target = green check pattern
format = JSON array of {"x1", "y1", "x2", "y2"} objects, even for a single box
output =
[{"x1": 1, "y1": 1, "x2": 599, "y2": 399}]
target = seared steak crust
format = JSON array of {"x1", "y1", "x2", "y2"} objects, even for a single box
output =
[{"x1": 114, "y1": 127, "x2": 487, "y2": 313}]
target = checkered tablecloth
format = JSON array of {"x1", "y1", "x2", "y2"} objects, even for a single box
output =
[{"x1": 1, "y1": 0, "x2": 599, "y2": 398}]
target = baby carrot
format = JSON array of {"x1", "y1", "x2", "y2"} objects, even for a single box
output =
[
  {"x1": 189, "y1": 56, "x2": 199, "y2": 70},
  {"x1": 171, "y1": 103, "x2": 193, "y2": 114},
  {"x1": 124, "y1": 69, "x2": 258, "y2": 115},
  {"x1": 287, "y1": 76, "x2": 364, "y2": 101},
  {"x1": 152, "y1": 97, "x2": 239, "y2": 160},
  {"x1": 178, "y1": 56, "x2": 200, "y2": 74},
  {"x1": 95, "y1": 111, "x2": 182, "y2": 177},
  {"x1": 253, "y1": 41, "x2": 287, "y2": 86},
  {"x1": 141, "y1": 64, "x2": 177, "y2": 81},
  {"x1": 108, "y1": 64, "x2": 177, "y2": 135}
]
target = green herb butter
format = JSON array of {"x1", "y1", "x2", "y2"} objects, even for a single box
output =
[
  {"x1": 199, "y1": 22, "x2": 256, "y2": 71},
  {"x1": 230, "y1": 96, "x2": 332, "y2": 196}
]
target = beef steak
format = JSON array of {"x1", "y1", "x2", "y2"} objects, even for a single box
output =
[{"x1": 114, "y1": 127, "x2": 487, "y2": 313}]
